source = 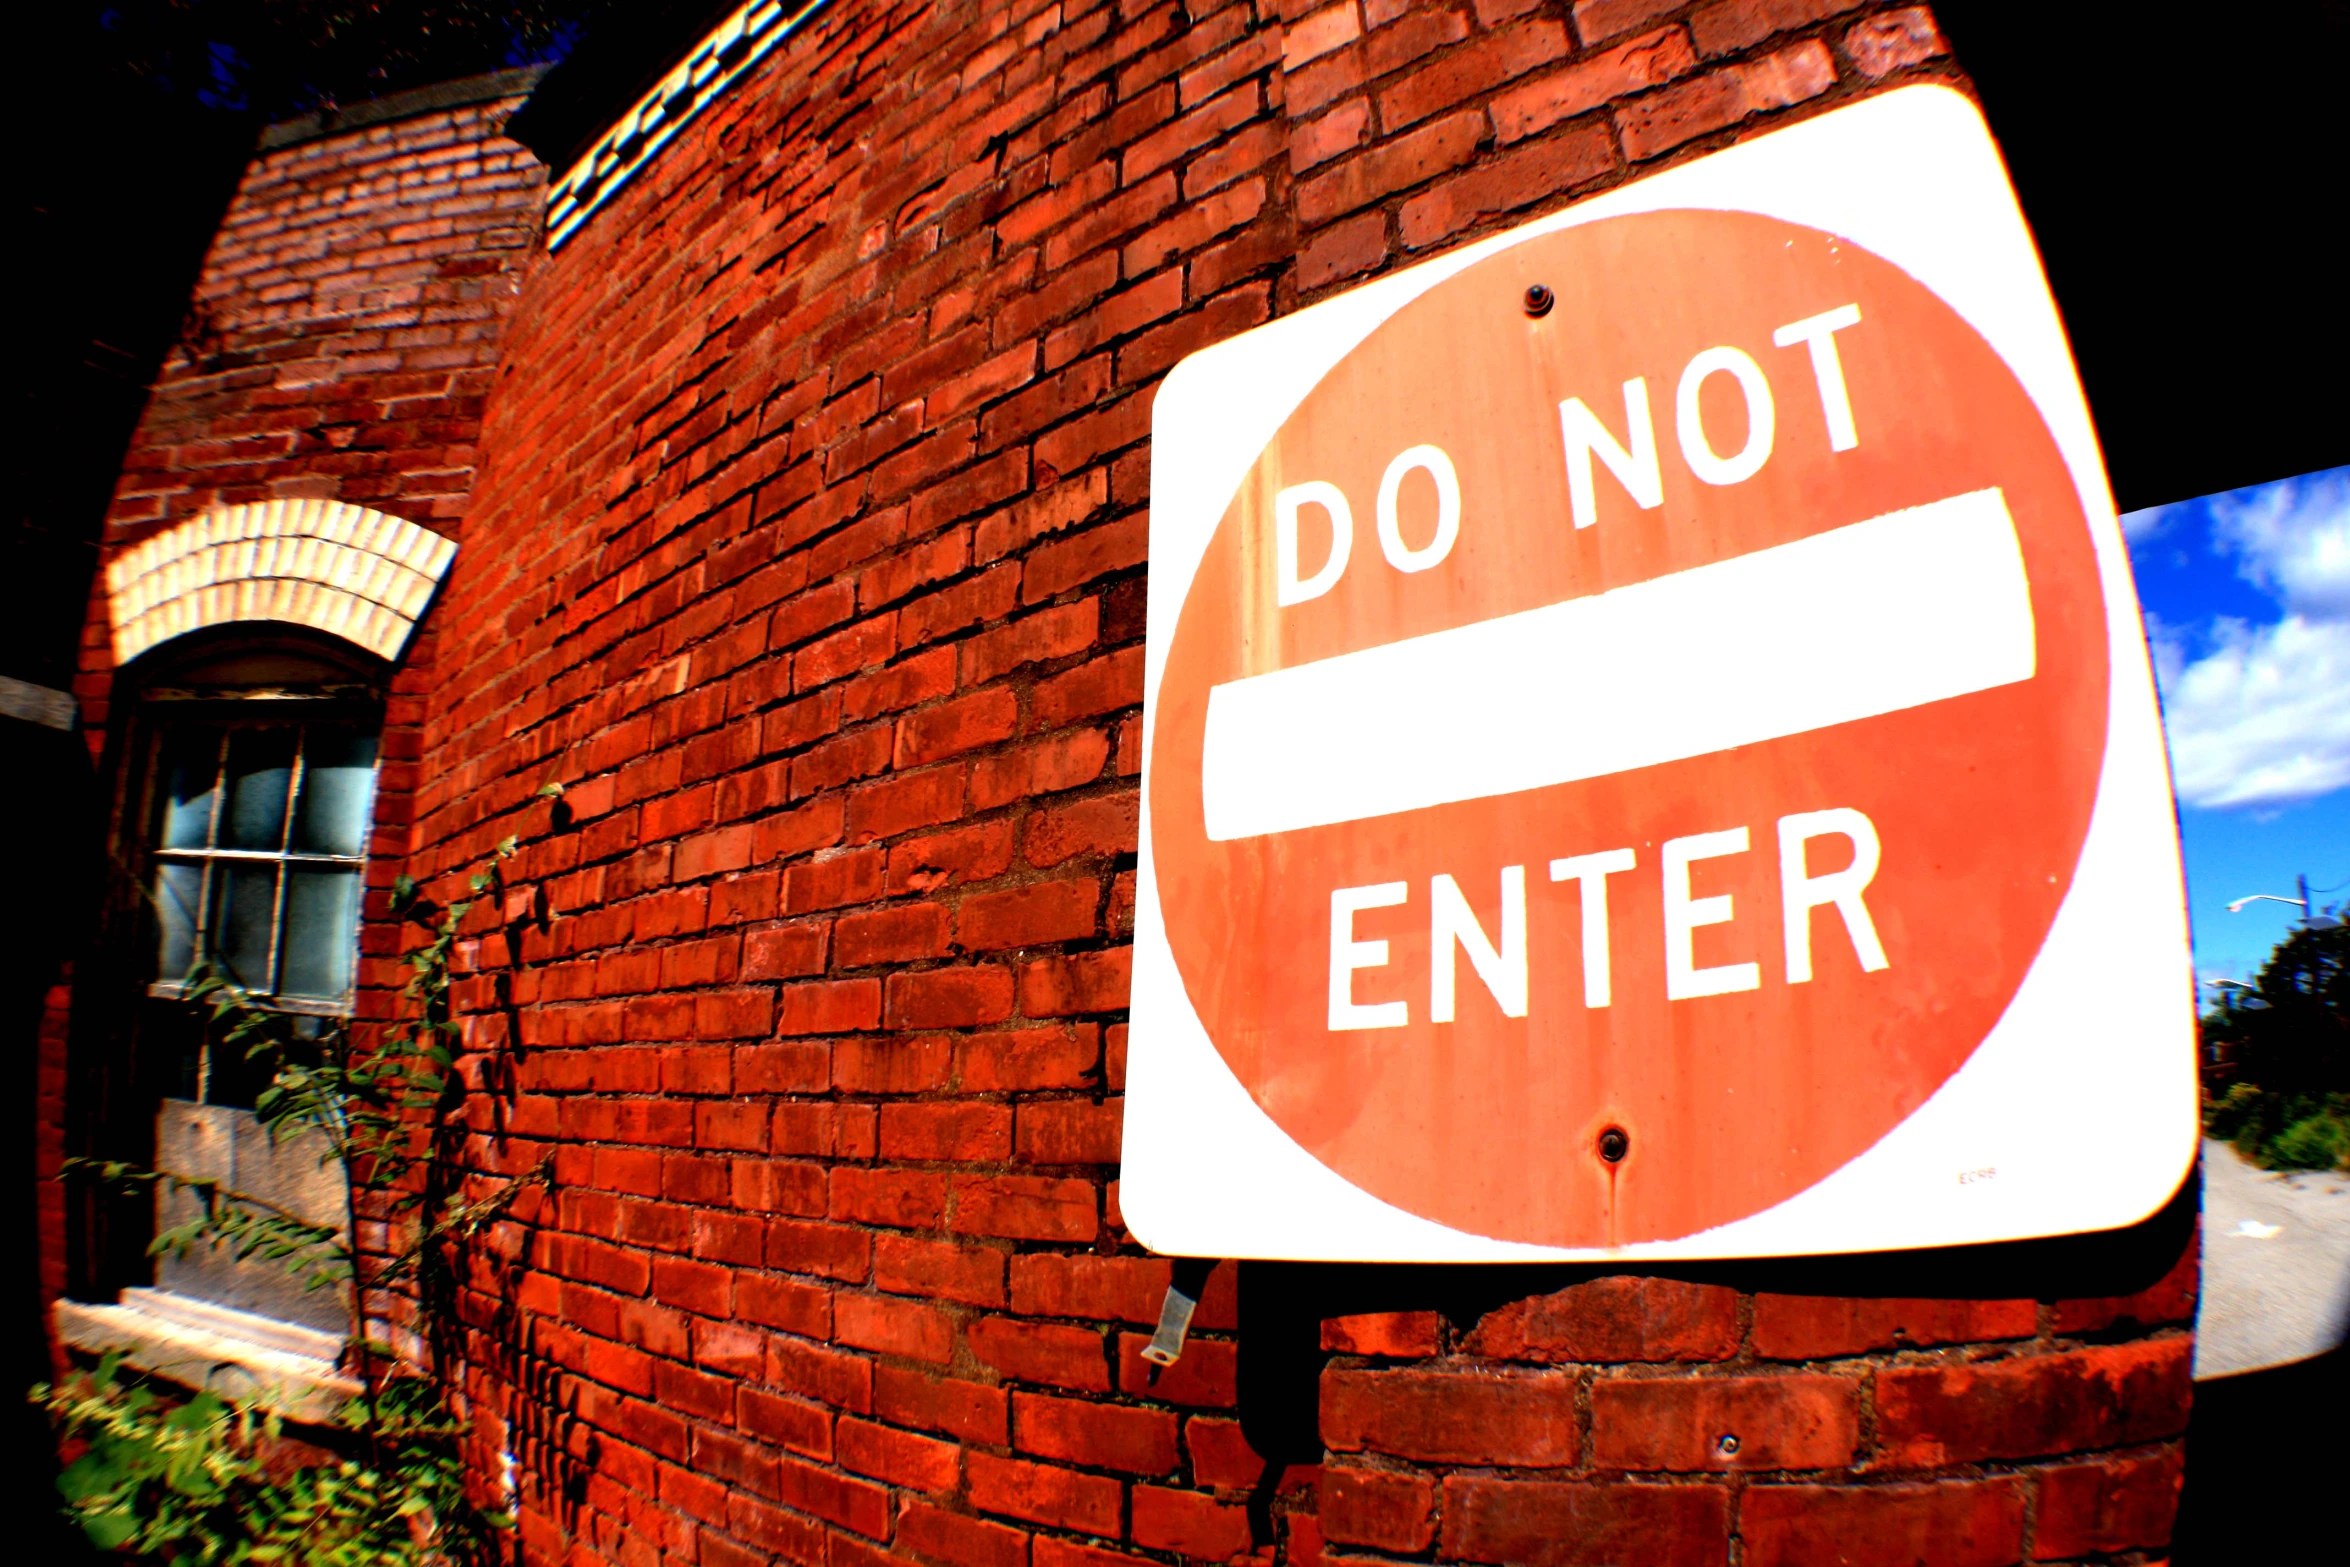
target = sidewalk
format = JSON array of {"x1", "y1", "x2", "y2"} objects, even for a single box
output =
[{"x1": 2194, "y1": 1137, "x2": 2350, "y2": 1378}]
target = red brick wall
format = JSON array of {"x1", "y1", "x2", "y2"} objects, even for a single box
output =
[
  {"x1": 70, "y1": 3, "x2": 2195, "y2": 1564},
  {"x1": 70, "y1": 84, "x2": 545, "y2": 743},
  {"x1": 48, "y1": 85, "x2": 545, "y2": 1300}
]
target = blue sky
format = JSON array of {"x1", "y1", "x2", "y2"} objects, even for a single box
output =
[{"x1": 2119, "y1": 466, "x2": 2349, "y2": 996}]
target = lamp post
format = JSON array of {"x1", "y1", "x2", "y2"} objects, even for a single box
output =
[{"x1": 2224, "y1": 874, "x2": 2343, "y2": 929}]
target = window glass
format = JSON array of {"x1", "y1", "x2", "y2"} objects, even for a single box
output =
[
  {"x1": 221, "y1": 728, "x2": 297, "y2": 851},
  {"x1": 159, "y1": 731, "x2": 220, "y2": 851},
  {"x1": 149, "y1": 718, "x2": 378, "y2": 1017},
  {"x1": 279, "y1": 869, "x2": 360, "y2": 1000},
  {"x1": 155, "y1": 861, "x2": 202, "y2": 981},
  {"x1": 290, "y1": 730, "x2": 378, "y2": 857}
]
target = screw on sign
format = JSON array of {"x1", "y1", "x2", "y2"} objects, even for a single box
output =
[{"x1": 1128, "y1": 90, "x2": 2196, "y2": 1262}]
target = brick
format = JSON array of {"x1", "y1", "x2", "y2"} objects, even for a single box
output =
[
  {"x1": 875, "y1": 1233, "x2": 1007, "y2": 1308},
  {"x1": 1376, "y1": 19, "x2": 1570, "y2": 130},
  {"x1": 1117, "y1": 1333, "x2": 1236, "y2": 1407},
  {"x1": 1284, "y1": 3, "x2": 1363, "y2": 70},
  {"x1": 1842, "y1": 6, "x2": 1946, "y2": 77},
  {"x1": 1398, "y1": 121, "x2": 1615, "y2": 248},
  {"x1": 1292, "y1": 99, "x2": 1372, "y2": 174},
  {"x1": 1321, "y1": 1312, "x2": 1442, "y2": 1358},
  {"x1": 742, "y1": 1387, "x2": 833, "y2": 1457},
  {"x1": 1616, "y1": 41, "x2": 1837, "y2": 161},
  {"x1": 1442, "y1": 1477, "x2": 1729, "y2": 1567},
  {"x1": 766, "y1": 1218, "x2": 873, "y2": 1282},
  {"x1": 834, "y1": 1034, "x2": 954, "y2": 1094},
  {"x1": 975, "y1": 470, "x2": 1110, "y2": 563},
  {"x1": 1015, "y1": 1390, "x2": 1180, "y2": 1474},
  {"x1": 879, "y1": 1101, "x2": 1013, "y2": 1162},
  {"x1": 968, "y1": 1451, "x2": 1121, "y2": 1535},
  {"x1": 970, "y1": 1316, "x2": 1113, "y2": 1390},
  {"x1": 1572, "y1": 0, "x2": 1680, "y2": 46},
  {"x1": 1299, "y1": 211, "x2": 1389, "y2": 292},
  {"x1": 835, "y1": 1292, "x2": 955, "y2": 1364},
  {"x1": 1022, "y1": 515, "x2": 1149, "y2": 604},
  {"x1": 1469, "y1": 1275, "x2": 1739, "y2": 1362},
  {"x1": 1874, "y1": 1339, "x2": 2192, "y2": 1467},
  {"x1": 960, "y1": 600, "x2": 1098, "y2": 686},
  {"x1": 1186, "y1": 1415, "x2": 1267, "y2": 1489},
  {"x1": 889, "y1": 820, "x2": 1016, "y2": 894},
  {"x1": 1493, "y1": 27, "x2": 1699, "y2": 144},
  {"x1": 886, "y1": 964, "x2": 1016, "y2": 1028},
  {"x1": 953, "y1": 1173, "x2": 1098, "y2": 1241},
  {"x1": 2031, "y1": 1449, "x2": 2183, "y2": 1560},
  {"x1": 1741, "y1": 1479, "x2": 2028, "y2": 1567},
  {"x1": 834, "y1": 901, "x2": 954, "y2": 967},
  {"x1": 957, "y1": 1023, "x2": 1102, "y2": 1090},
  {"x1": 1132, "y1": 1486, "x2": 1253, "y2": 1558},
  {"x1": 739, "y1": 1272, "x2": 832, "y2": 1337},
  {"x1": 1033, "y1": 1543, "x2": 1153, "y2": 1567},
  {"x1": 1323, "y1": 1369, "x2": 1578, "y2": 1465},
  {"x1": 1018, "y1": 948, "x2": 1132, "y2": 1016},
  {"x1": 1591, "y1": 1372, "x2": 1860, "y2": 1471},
  {"x1": 876, "y1": 1365, "x2": 1009, "y2": 1445},
  {"x1": 896, "y1": 687, "x2": 1018, "y2": 765},
  {"x1": 1321, "y1": 1466, "x2": 1435, "y2": 1553},
  {"x1": 1023, "y1": 791, "x2": 1138, "y2": 866},
  {"x1": 897, "y1": 1503, "x2": 1028, "y2": 1567},
  {"x1": 1016, "y1": 1100, "x2": 1123, "y2": 1164},
  {"x1": 1751, "y1": 1294, "x2": 2038, "y2": 1359},
  {"x1": 972, "y1": 729, "x2": 1112, "y2": 810},
  {"x1": 838, "y1": 1417, "x2": 961, "y2": 1493},
  {"x1": 1296, "y1": 111, "x2": 1482, "y2": 227},
  {"x1": 776, "y1": 977, "x2": 881, "y2": 1035},
  {"x1": 845, "y1": 765, "x2": 967, "y2": 844},
  {"x1": 831, "y1": 1166, "x2": 949, "y2": 1229},
  {"x1": 958, "y1": 877, "x2": 1100, "y2": 950},
  {"x1": 1690, "y1": 0, "x2": 1862, "y2": 58},
  {"x1": 1010, "y1": 1253, "x2": 1172, "y2": 1324}
]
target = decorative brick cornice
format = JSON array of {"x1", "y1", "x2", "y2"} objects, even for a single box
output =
[
  {"x1": 543, "y1": 0, "x2": 831, "y2": 251},
  {"x1": 105, "y1": 499, "x2": 458, "y2": 666}
]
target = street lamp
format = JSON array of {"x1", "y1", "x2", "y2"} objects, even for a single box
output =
[{"x1": 2224, "y1": 874, "x2": 2344, "y2": 928}]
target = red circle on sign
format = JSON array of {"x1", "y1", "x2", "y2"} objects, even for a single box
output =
[{"x1": 1149, "y1": 210, "x2": 2108, "y2": 1248}]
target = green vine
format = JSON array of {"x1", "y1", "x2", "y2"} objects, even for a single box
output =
[{"x1": 38, "y1": 799, "x2": 559, "y2": 1563}]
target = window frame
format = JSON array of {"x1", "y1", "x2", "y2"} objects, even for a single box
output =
[{"x1": 146, "y1": 715, "x2": 379, "y2": 1019}]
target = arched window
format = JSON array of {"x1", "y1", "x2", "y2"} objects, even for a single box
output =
[{"x1": 60, "y1": 627, "x2": 389, "y2": 1410}]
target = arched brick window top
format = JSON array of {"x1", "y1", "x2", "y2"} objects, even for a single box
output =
[{"x1": 105, "y1": 499, "x2": 458, "y2": 666}]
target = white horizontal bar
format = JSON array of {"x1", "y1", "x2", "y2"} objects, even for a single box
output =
[{"x1": 1200, "y1": 487, "x2": 2035, "y2": 841}]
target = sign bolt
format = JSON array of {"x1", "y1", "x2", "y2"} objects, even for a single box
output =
[
  {"x1": 1523, "y1": 283, "x2": 1554, "y2": 318},
  {"x1": 1716, "y1": 1433, "x2": 1741, "y2": 1457},
  {"x1": 1597, "y1": 1126, "x2": 1629, "y2": 1164}
]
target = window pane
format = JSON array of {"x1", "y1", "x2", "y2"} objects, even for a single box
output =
[
  {"x1": 279, "y1": 869, "x2": 359, "y2": 1001},
  {"x1": 207, "y1": 862, "x2": 279, "y2": 990},
  {"x1": 159, "y1": 731, "x2": 221, "y2": 850},
  {"x1": 156, "y1": 862, "x2": 202, "y2": 981},
  {"x1": 291, "y1": 730, "x2": 379, "y2": 856},
  {"x1": 222, "y1": 729, "x2": 297, "y2": 851}
]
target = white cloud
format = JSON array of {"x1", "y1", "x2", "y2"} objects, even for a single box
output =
[
  {"x1": 2158, "y1": 612, "x2": 2350, "y2": 808},
  {"x1": 2119, "y1": 499, "x2": 2184, "y2": 542},
  {"x1": 2138, "y1": 467, "x2": 2350, "y2": 810},
  {"x1": 2207, "y1": 467, "x2": 2350, "y2": 617}
]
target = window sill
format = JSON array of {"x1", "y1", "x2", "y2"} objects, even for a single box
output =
[{"x1": 54, "y1": 1288, "x2": 359, "y2": 1424}]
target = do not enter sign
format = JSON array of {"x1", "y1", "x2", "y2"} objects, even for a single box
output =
[{"x1": 1125, "y1": 89, "x2": 2195, "y2": 1262}]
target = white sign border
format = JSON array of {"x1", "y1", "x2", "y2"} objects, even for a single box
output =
[{"x1": 1126, "y1": 85, "x2": 2198, "y2": 1262}]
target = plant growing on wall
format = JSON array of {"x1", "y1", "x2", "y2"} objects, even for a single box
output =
[{"x1": 36, "y1": 820, "x2": 553, "y2": 1563}]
